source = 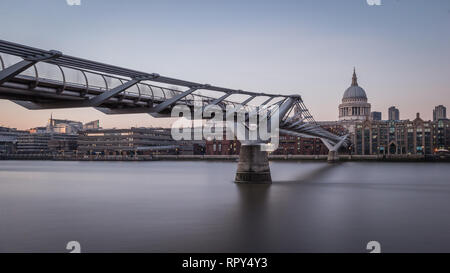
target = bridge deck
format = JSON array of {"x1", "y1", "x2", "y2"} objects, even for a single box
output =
[{"x1": 0, "y1": 39, "x2": 348, "y2": 146}]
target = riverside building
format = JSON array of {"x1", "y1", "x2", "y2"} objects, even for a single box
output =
[
  {"x1": 77, "y1": 127, "x2": 205, "y2": 156},
  {"x1": 351, "y1": 113, "x2": 450, "y2": 155}
]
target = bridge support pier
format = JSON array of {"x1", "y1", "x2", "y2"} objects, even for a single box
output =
[
  {"x1": 327, "y1": 150, "x2": 338, "y2": 162},
  {"x1": 321, "y1": 135, "x2": 347, "y2": 163},
  {"x1": 235, "y1": 144, "x2": 272, "y2": 184}
]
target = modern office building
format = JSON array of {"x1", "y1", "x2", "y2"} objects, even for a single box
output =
[
  {"x1": 29, "y1": 127, "x2": 47, "y2": 134},
  {"x1": 77, "y1": 127, "x2": 204, "y2": 156},
  {"x1": 370, "y1": 111, "x2": 382, "y2": 121},
  {"x1": 388, "y1": 106, "x2": 400, "y2": 121},
  {"x1": 0, "y1": 126, "x2": 28, "y2": 154},
  {"x1": 83, "y1": 120, "x2": 101, "y2": 130},
  {"x1": 47, "y1": 115, "x2": 83, "y2": 134},
  {"x1": 433, "y1": 105, "x2": 447, "y2": 121},
  {"x1": 16, "y1": 133, "x2": 52, "y2": 154},
  {"x1": 16, "y1": 133, "x2": 78, "y2": 154},
  {"x1": 47, "y1": 134, "x2": 79, "y2": 155}
]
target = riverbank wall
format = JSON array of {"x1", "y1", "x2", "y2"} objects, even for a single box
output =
[{"x1": 1, "y1": 154, "x2": 450, "y2": 162}]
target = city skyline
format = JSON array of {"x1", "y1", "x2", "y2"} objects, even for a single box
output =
[
  {"x1": 1, "y1": 0, "x2": 449, "y2": 129},
  {"x1": 1, "y1": 102, "x2": 446, "y2": 131}
]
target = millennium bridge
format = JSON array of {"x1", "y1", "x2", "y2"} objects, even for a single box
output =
[{"x1": 0, "y1": 39, "x2": 348, "y2": 183}]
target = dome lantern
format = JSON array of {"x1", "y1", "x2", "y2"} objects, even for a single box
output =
[{"x1": 351, "y1": 67, "x2": 358, "y2": 86}]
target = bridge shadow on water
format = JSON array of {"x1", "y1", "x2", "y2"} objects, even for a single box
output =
[
  {"x1": 230, "y1": 163, "x2": 343, "y2": 252},
  {"x1": 233, "y1": 183, "x2": 271, "y2": 252},
  {"x1": 272, "y1": 162, "x2": 342, "y2": 184}
]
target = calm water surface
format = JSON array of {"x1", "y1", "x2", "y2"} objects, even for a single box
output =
[{"x1": 1, "y1": 160, "x2": 450, "y2": 252}]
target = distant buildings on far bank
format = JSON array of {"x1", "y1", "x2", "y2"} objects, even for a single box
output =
[
  {"x1": 1, "y1": 69, "x2": 449, "y2": 158},
  {"x1": 433, "y1": 105, "x2": 447, "y2": 121},
  {"x1": 370, "y1": 111, "x2": 382, "y2": 121},
  {"x1": 78, "y1": 127, "x2": 204, "y2": 156},
  {"x1": 352, "y1": 113, "x2": 449, "y2": 156},
  {"x1": 207, "y1": 68, "x2": 449, "y2": 157},
  {"x1": 0, "y1": 126, "x2": 28, "y2": 154},
  {"x1": 0, "y1": 115, "x2": 205, "y2": 158},
  {"x1": 388, "y1": 106, "x2": 400, "y2": 121},
  {"x1": 1, "y1": 116, "x2": 101, "y2": 156},
  {"x1": 331, "y1": 68, "x2": 449, "y2": 155}
]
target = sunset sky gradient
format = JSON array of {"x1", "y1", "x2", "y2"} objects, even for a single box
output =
[{"x1": 0, "y1": 0, "x2": 449, "y2": 129}]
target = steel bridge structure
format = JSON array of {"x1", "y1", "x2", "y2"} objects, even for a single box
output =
[{"x1": 0, "y1": 39, "x2": 348, "y2": 183}]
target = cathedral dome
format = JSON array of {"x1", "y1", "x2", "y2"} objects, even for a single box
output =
[
  {"x1": 342, "y1": 68, "x2": 367, "y2": 100},
  {"x1": 343, "y1": 85, "x2": 367, "y2": 99},
  {"x1": 338, "y1": 68, "x2": 371, "y2": 121}
]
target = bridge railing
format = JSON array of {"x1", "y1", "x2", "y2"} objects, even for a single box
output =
[
  {"x1": 0, "y1": 39, "x2": 296, "y2": 110},
  {"x1": 1, "y1": 51, "x2": 283, "y2": 109},
  {"x1": 1, "y1": 52, "x2": 211, "y2": 104},
  {"x1": 1, "y1": 46, "x2": 314, "y2": 122},
  {"x1": 0, "y1": 39, "x2": 351, "y2": 146}
]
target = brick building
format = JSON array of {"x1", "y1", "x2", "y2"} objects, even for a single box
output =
[{"x1": 351, "y1": 114, "x2": 450, "y2": 155}]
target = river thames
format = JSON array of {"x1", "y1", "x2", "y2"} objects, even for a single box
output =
[{"x1": 1, "y1": 160, "x2": 450, "y2": 253}]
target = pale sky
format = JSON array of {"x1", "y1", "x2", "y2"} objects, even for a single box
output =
[{"x1": 0, "y1": 0, "x2": 449, "y2": 129}]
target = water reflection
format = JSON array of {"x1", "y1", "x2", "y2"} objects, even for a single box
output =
[
  {"x1": 234, "y1": 184, "x2": 270, "y2": 252},
  {"x1": 1, "y1": 161, "x2": 450, "y2": 252}
]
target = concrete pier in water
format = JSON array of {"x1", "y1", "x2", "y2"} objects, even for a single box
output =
[
  {"x1": 327, "y1": 150, "x2": 338, "y2": 162},
  {"x1": 235, "y1": 144, "x2": 272, "y2": 183}
]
